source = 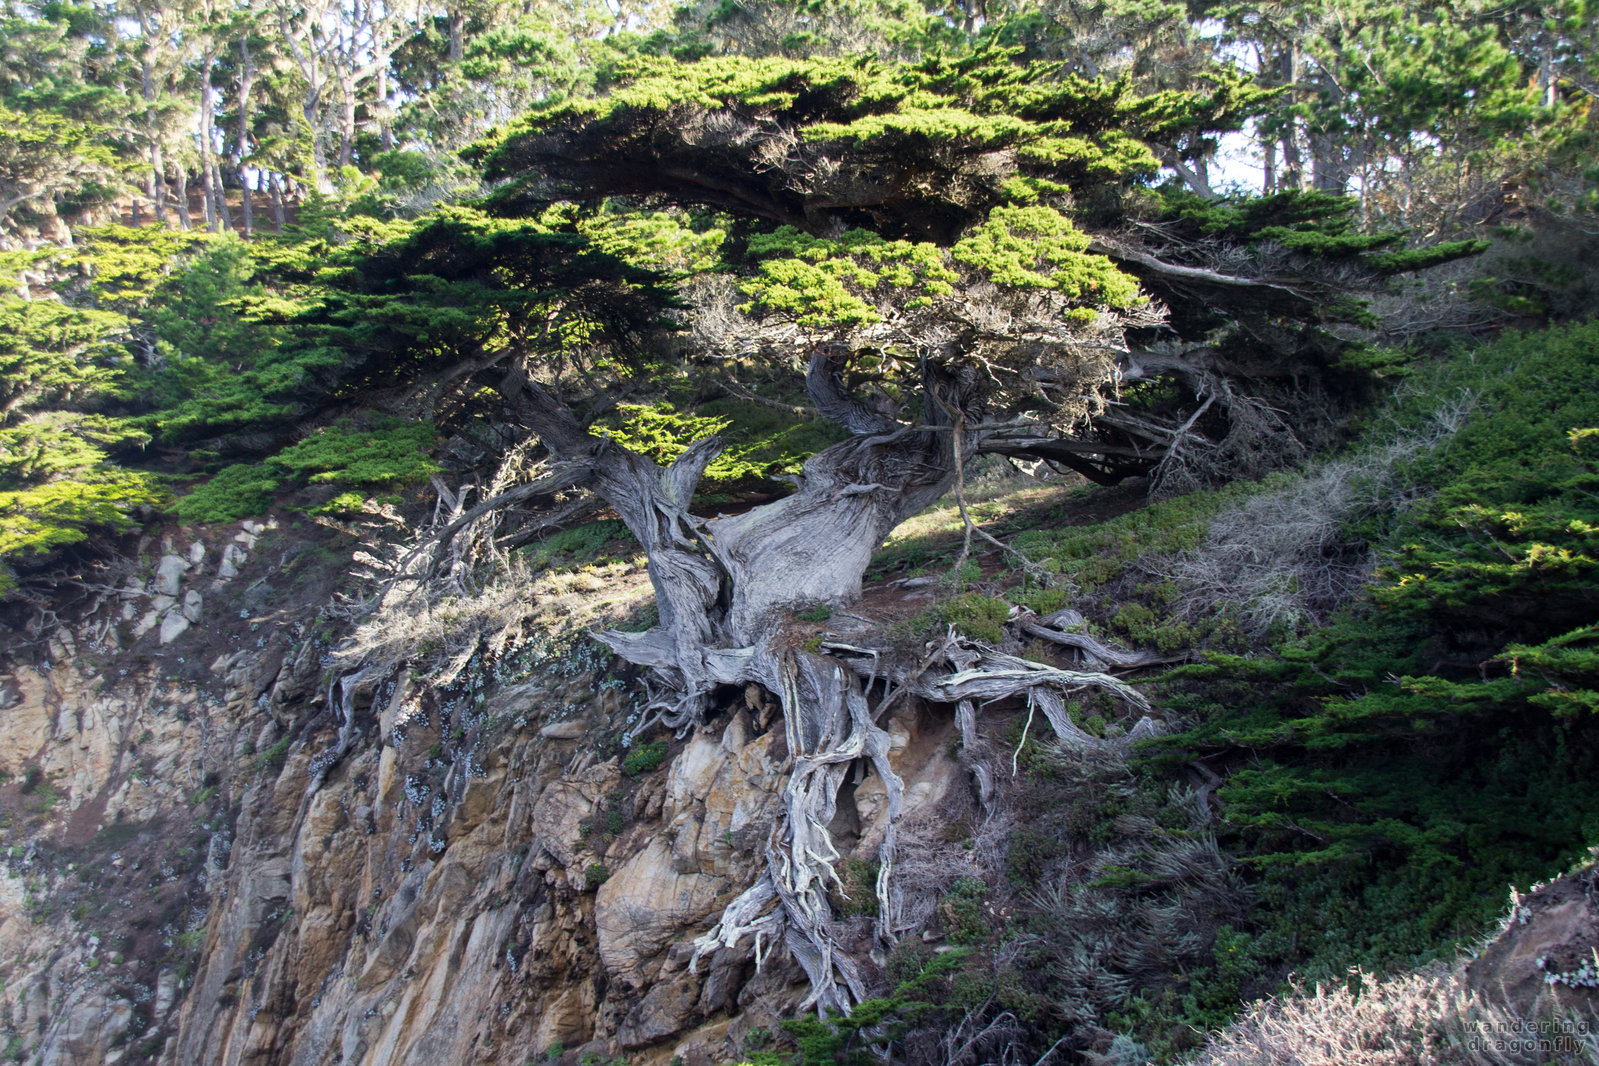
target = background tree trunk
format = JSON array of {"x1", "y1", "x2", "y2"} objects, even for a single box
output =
[{"x1": 237, "y1": 37, "x2": 255, "y2": 237}]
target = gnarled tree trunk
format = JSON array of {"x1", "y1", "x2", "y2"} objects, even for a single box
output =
[{"x1": 496, "y1": 351, "x2": 1150, "y2": 1011}]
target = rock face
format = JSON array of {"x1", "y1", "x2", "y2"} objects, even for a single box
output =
[
  {"x1": 0, "y1": 533, "x2": 970, "y2": 1066},
  {"x1": 0, "y1": 642, "x2": 255, "y2": 1066},
  {"x1": 1468, "y1": 868, "x2": 1599, "y2": 1016},
  {"x1": 154, "y1": 554, "x2": 190, "y2": 596}
]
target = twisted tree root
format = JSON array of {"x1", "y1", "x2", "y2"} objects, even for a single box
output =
[{"x1": 686, "y1": 624, "x2": 1159, "y2": 1013}]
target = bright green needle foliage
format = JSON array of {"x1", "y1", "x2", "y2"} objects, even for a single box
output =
[
  {"x1": 481, "y1": 50, "x2": 1272, "y2": 244},
  {"x1": 0, "y1": 298, "x2": 125, "y2": 416},
  {"x1": 571, "y1": 210, "x2": 727, "y2": 274},
  {"x1": 135, "y1": 206, "x2": 680, "y2": 452},
  {"x1": 1160, "y1": 189, "x2": 1486, "y2": 275},
  {"x1": 0, "y1": 472, "x2": 162, "y2": 593},
  {"x1": 0, "y1": 104, "x2": 125, "y2": 237},
  {"x1": 147, "y1": 236, "x2": 275, "y2": 365},
  {"x1": 151, "y1": 207, "x2": 678, "y2": 526},
  {"x1": 765, "y1": 949, "x2": 973, "y2": 1066},
  {"x1": 736, "y1": 206, "x2": 1138, "y2": 331},
  {"x1": 288, "y1": 206, "x2": 681, "y2": 415},
  {"x1": 172, "y1": 421, "x2": 439, "y2": 523},
  {"x1": 62, "y1": 225, "x2": 215, "y2": 315},
  {"x1": 0, "y1": 272, "x2": 159, "y2": 591},
  {"x1": 479, "y1": 48, "x2": 1441, "y2": 412},
  {"x1": 272, "y1": 421, "x2": 440, "y2": 487},
  {"x1": 594, "y1": 400, "x2": 845, "y2": 494},
  {"x1": 952, "y1": 205, "x2": 1139, "y2": 304},
  {"x1": 169, "y1": 464, "x2": 282, "y2": 525},
  {"x1": 135, "y1": 237, "x2": 299, "y2": 443},
  {"x1": 741, "y1": 226, "x2": 957, "y2": 327},
  {"x1": 602, "y1": 403, "x2": 732, "y2": 465}
]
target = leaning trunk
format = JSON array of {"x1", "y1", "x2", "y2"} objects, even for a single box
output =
[
  {"x1": 174, "y1": 167, "x2": 191, "y2": 230},
  {"x1": 337, "y1": 79, "x2": 358, "y2": 169}
]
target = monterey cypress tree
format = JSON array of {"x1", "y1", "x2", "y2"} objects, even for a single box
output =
[{"x1": 261, "y1": 49, "x2": 1479, "y2": 1010}]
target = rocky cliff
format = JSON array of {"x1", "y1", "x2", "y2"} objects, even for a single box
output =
[{"x1": 0, "y1": 517, "x2": 969, "y2": 1066}]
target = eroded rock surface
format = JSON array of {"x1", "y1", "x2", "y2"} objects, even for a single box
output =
[
  {"x1": 0, "y1": 520, "x2": 976, "y2": 1066},
  {"x1": 1468, "y1": 869, "x2": 1599, "y2": 1016}
]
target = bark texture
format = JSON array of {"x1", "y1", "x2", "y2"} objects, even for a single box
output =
[{"x1": 495, "y1": 350, "x2": 1153, "y2": 1011}]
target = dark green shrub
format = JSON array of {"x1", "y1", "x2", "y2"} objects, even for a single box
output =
[
  {"x1": 523, "y1": 520, "x2": 636, "y2": 570},
  {"x1": 940, "y1": 593, "x2": 1011, "y2": 644},
  {"x1": 172, "y1": 463, "x2": 282, "y2": 523},
  {"x1": 622, "y1": 740, "x2": 668, "y2": 777},
  {"x1": 257, "y1": 736, "x2": 292, "y2": 772},
  {"x1": 941, "y1": 876, "x2": 990, "y2": 944},
  {"x1": 1152, "y1": 321, "x2": 1599, "y2": 982},
  {"x1": 832, "y1": 858, "x2": 880, "y2": 917}
]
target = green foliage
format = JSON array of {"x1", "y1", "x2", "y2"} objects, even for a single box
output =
[
  {"x1": 0, "y1": 297, "x2": 125, "y2": 417},
  {"x1": 171, "y1": 464, "x2": 282, "y2": 524},
  {"x1": 741, "y1": 225, "x2": 957, "y2": 327},
  {"x1": 776, "y1": 949, "x2": 972, "y2": 1065},
  {"x1": 1153, "y1": 320, "x2": 1599, "y2": 980},
  {"x1": 1010, "y1": 478, "x2": 1264, "y2": 592},
  {"x1": 170, "y1": 420, "x2": 437, "y2": 522},
  {"x1": 485, "y1": 53, "x2": 1268, "y2": 231},
  {"x1": 951, "y1": 205, "x2": 1139, "y2": 306},
  {"x1": 312, "y1": 492, "x2": 369, "y2": 517},
  {"x1": 584, "y1": 861, "x2": 610, "y2": 888},
  {"x1": 600, "y1": 402, "x2": 731, "y2": 465},
  {"x1": 622, "y1": 740, "x2": 669, "y2": 777},
  {"x1": 832, "y1": 858, "x2": 880, "y2": 917},
  {"x1": 1162, "y1": 189, "x2": 1485, "y2": 276},
  {"x1": 523, "y1": 520, "x2": 637, "y2": 571},
  {"x1": 1108, "y1": 926, "x2": 1271, "y2": 1061},
  {"x1": 66, "y1": 225, "x2": 215, "y2": 316},
  {"x1": 940, "y1": 876, "x2": 990, "y2": 943},
  {"x1": 257, "y1": 736, "x2": 292, "y2": 773},
  {"x1": 0, "y1": 104, "x2": 124, "y2": 235},
  {"x1": 273, "y1": 421, "x2": 439, "y2": 488},
  {"x1": 135, "y1": 207, "x2": 680, "y2": 459},
  {"x1": 939, "y1": 593, "x2": 1011, "y2": 644},
  {"x1": 594, "y1": 396, "x2": 846, "y2": 495},
  {"x1": 0, "y1": 472, "x2": 163, "y2": 581},
  {"x1": 0, "y1": 280, "x2": 162, "y2": 590},
  {"x1": 737, "y1": 203, "x2": 1137, "y2": 326},
  {"x1": 573, "y1": 208, "x2": 727, "y2": 274},
  {"x1": 289, "y1": 206, "x2": 680, "y2": 405},
  {"x1": 137, "y1": 236, "x2": 291, "y2": 440},
  {"x1": 690, "y1": 397, "x2": 848, "y2": 491}
]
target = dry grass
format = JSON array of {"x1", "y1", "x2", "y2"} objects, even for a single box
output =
[
  {"x1": 1186, "y1": 965, "x2": 1599, "y2": 1066},
  {"x1": 879, "y1": 460, "x2": 1068, "y2": 554},
  {"x1": 1149, "y1": 389, "x2": 1477, "y2": 638},
  {"x1": 337, "y1": 541, "x2": 652, "y2": 685}
]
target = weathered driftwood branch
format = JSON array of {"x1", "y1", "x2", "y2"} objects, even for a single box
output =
[
  {"x1": 420, "y1": 460, "x2": 594, "y2": 570},
  {"x1": 1088, "y1": 236, "x2": 1312, "y2": 301},
  {"x1": 1016, "y1": 609, "x2": 1181, "y2": 670}
]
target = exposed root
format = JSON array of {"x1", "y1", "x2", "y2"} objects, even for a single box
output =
[
  {"x1": 826, "y1": 634, "x2": 1157, "y2": 751},
  {"x1": 1018, "y1": 608, "x2": 1181, "y2": 670},
  {"x1": 688, "y1": 645, "x2": 904, "y2": 1014},
  {"x1": 681, "y1": 619, "x2": 1158, "y2": 1014},
  {"x1": 307, "y1": 664, "x2": 385, "y2": 796}
]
